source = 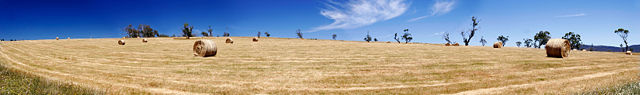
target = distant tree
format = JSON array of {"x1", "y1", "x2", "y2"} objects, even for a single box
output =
[
  {"x1": 223, "y1": 27, "x2": 230, "y2": 37},
  {"x1": 124, "y1": 24, "x2": 140, "y2": 38},
  {"x1": 401, "y1": 29, "x2": 413, "y2": 43},
  {"x1": 479, "y1": 36, "x2": 487, "y2": 46},
  {"x1": 332, "y1": 34, "x2": 337, "y2": 40},
  {"x1": 374, "y1": 38, "x2": 378, "y2": 42},
  {"x1": 393, "y1": 33, "x2": 401, "y2": 43},
  {"x1": 201, "y1": 31, "x2": 209, "y2": 37},
  {"x1": 265, "y1": 32, "x2": 271, "y2": 37},
  {"x1": 443, "y1": 32, "x2": 451, "y2": 44},
  {"x1": 461, "y1": 16, "x2": 479, "y2": 46},
  {"x1": 171, "y1": 34, "x2": 176, "y2": 37},
  {"x1": 208, "y1": 26, "x2": 213, "y2": 37},
  {"x1": 257, "y1": 31, "x2": 261, "y2": 38},
  {"x1": 614, "y1": 28, "x2": 630, "y2": 51},
  {"x1": 515, "y1": 41, "x2": 522, "y2": 47},
  {"x1": 562, "y1": 32, "x2": 582, "y2": 49},
  {"x1": 497, "y1": 35, "x2": 509, "y2": 46},
  {"x1": 364, "y1": 31, "x2": 372, "y2": 42},
  {"x1": 182, "y1": 23, "x2": 194, "y2": 39},
  {"x1": 534, "y1": 31, "x2": 551, "y2": 48},
  {"x1": 158, "y1": 34, "x2": 170, "y2": 37},
  {"x1": 140, "y1": 24, "x2": 157, "y2": 37},
  {"x1": 524, "y1": 39, "x2": 533, "y2": 48},
  {"x1": 0, "y1": 39, "x2": 4, "y2": 41},
  {"x1": 154, "y1": 30, "x2": 159, "y2": 37},
  {"x1": 296, "y1": 29, "x2": 303, "y2": 39}
]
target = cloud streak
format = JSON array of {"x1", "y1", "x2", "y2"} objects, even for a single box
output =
[
  {"x1": 408, "y1": 0, "x2": 455, "y2": 22},
  {"x1": 556, "y1": 13, "x2": 586, "y2": 18},
  {"x1": 308, "y1": 0, "x2": 409, "y2": 32}
]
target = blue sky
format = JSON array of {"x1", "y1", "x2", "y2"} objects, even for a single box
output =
[{"x1": 1, "y1": 0, "x2": 639, "y2": 47}]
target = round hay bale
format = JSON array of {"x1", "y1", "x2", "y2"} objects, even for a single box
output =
[
  {"x1": 545, "y1": 39, "x2": 571, "y2": 58},
  {"x1": 56, "y1": 37, "x2": 59, "y2": 40},
  {"x1": 445, "y1": 43, "x2": 451, "y2": 46},
  {"x1": 252, "y1": 37, "x2": 259, "y2": 42},
  {"x1": 493, "y1": 42, "x2": 503, "y2": 48},
  {"x1": 142, "y1": 39, "x2": 148, "y2": 43},
  {"x1": 626, "y1": 51, "x2": 632, "y2": 55},
  {"x1": 193, "y1": 40, "x2": 217, "y2": 57},
  {"x1": 453, "y1": 43, "x2": 460, "y2": 46},
  {"x1": 118, "y1": 40, "x2": 125, "y2": 45},
  {"x1": 582, "y1": 49, "x2": 587, "y2": 51},
  {"x1": 225, "y1": 38, "x2": 234, "y2": 44}
]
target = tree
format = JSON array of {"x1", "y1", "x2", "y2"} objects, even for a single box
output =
[
  {"x1": 257, "y1": 31, "x2": 261, "y2": 38},
  {"x1": 562, "y1": 32, "x2": 582, "y2": 49},
  {"x1": 201, "y1": 32, "x2": 209, "y2": 37},
  {"x1": 443, "y1": 32, "x2": 451, "y2": 44},
  {"x1": 265, "y1": 32, "x2": 271, "y2": 37},
  {"x1": 364, "y1": 31, "x2": 372, "y2": 42},
  {"x1": 523, "y1": 39, "x2": 533, "y2": 48},
  {"x1": 124, "y1": 24, "x2": 140, "y2": 38},
  {"x1": 158, "y1": 34, "x2": 170, "y2": 37},
  {"x1": 614, "y1": 28, "x2": 630, "y2": 51},
  {"x1": 182, "y1": 23, "x2": 194, "y2": 39},
  {"x1": 515, "y1": 41, "x2": 522, "y2": 47},
  {"x1": 393, "y1": 33, "x2": 401, "y2": 43},
  {"x1": 296, "y1": 29, "x2": 303, "y2": 39},
  {"x1": 140, "y1": 24, "x2": 157, "y2": 37},
  {"x1": 332, "y1": 34, "x2": 337, "y2": 40},
  {"x1": 223, "y1": 26, "x2": 230, "y2": 37},
  {"x1": 461, "y1": 16, "x2": 479, "y2": 46},
  {"x1": 497, "y1": 35, "x2": 509, "y2": 46},
  {"x1": 402, "y1": 29, "x2": 413, "y2": 43},
  {"x1": 374, "y1": 38, "x2": 378, "y2": 42},
  {"x1": 479, "y1": 36, "x2": 487, "y2": 46},
  {"x1": 208, "y1": 26, "x2": 213, "y2": 37},
  {"x1": 534, "y1": 31, "x2": 551, "y2": 48}
]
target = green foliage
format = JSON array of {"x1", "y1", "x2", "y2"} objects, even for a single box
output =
[
  {"x1": 534, "y1": 31, "x2": 551, "y2": 48},
  {"x1": 497, "y1": 35, "x2": 509, "y2": 46},
  {"x1": 402, "y1": 29, "x2": 413, "y2": 43},
  {"x1": 614, "y1": 28, "x2": 630, "y2": 51},
  {"x1": 296, "y1": 29, "x2": 303, "y2": 39},
  {"x1": 158, "y1": 34, "x2": 170, "y2": 37},
  {"x1": 515, "y1": 41, "x2": 522, "y2": 47},
  {"x1": 124, "y1": 24, "x2": 140, "y2": 38},
  {"x1": 562, "y1": 32, "x2": 582, "y2": 49},
  {"x1": 201, "y1": 32, "x2": 209, "y2": 37},
  {"x1": 223, "y1": 27, "x2": 230, "y2": 37},
  {"x1": 374, "y1": 38, "x2": 378, "y2": 42},
  {"x1": 524, "y1": 39, "x2": 533, "y2": 48},
  {"x1": 479, "y1": 36, "x2": 487, "y2": 46},
  {"x1": 124, "y1": 24, "x2": 158, "y2": 38},
  {"x1": 182, "y1": 23, "x2": 194, "y2": 39}
]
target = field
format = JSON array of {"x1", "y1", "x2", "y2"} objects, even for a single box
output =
[{"x1": 0, "y1": 37, "x2": 638, "y2": 94}]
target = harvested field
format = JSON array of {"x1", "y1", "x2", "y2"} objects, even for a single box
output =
[{"x1": 0, "y1": 37, "x2": 638, "y2": 94}]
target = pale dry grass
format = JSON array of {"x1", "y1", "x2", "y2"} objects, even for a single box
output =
[{"x1": 0, "y1": 37, "x2": 638, "y2": 94}]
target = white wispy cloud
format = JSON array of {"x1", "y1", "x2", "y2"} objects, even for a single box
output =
[
  {"x1": 308, "y1": 0, "x2": 409, "y2": 32},
  {"x1": 556, "y1": 13, "x2": 586, "y2": 18},
  {"x1": 408, "y1": 0, "x2": 455, "y2": 22}
]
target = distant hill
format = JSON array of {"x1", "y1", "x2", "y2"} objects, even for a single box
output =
[{"x1": 581, "y1": 44, "x2": 640, "y2": 52}]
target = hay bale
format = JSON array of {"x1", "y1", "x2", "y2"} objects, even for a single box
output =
[
  {"x1": 626, "y1": 51, "x2": 633, "y2": 55},
  {"x1": 545, "y1": 39, "x2": 571, "y2": 58},
  {"x1": 582, "y1": 49, "x2": 587, "y2": 51},
  {"x1": 56, "y1": 37, "x2": 59, "y2": 40},
  {"x1": 225, "y1": 38, "x2": 234, "y2": 44},
  {"x1": 118, "y1": 40, "x2": 125, "y2": 45},
  {"x1": 193, "y1": 40, "x2": 217, "y2": 57},
  {"x1": 445, "y1": 43, "x2": 451, "y2": 46},
  {"x1": 453, "y1": 43, "x2": 460, "y2": 46},
  {"x1": 122, "y1": 37, "x2": 126, "y2": 39},
  {"x1": 142, "y1": 39, "x2": 148, "y2": 43},
  {"x1": 252, "y1": 37, "x2": 259, "y2": 42},
  {"x1": 493, "y1": 42, "x2": 503, "y2": 48}
]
